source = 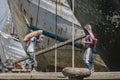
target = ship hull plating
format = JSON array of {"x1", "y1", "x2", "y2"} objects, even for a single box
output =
[
  {"x1": 15, "y1": 0, "x2": 85, "y2": 48},
  {"x1": 8, "y1": 0, "x2": 109, "y2": 71}
]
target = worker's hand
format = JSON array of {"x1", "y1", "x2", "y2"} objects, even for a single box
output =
[
  {"x1": 80, "y1": 40, "x2": 84, "y2": 44},
  {"x1": 38, "y1": 34, "x2": 44, "y2": 42}
]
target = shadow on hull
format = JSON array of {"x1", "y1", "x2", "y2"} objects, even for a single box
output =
[{"x1": 68, "y1": 0, "x2": 120, "y2": 71}]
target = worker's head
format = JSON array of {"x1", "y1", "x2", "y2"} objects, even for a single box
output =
[
  {"x1": 84, "y1": 24, "x2": 92, "y2": 34},
  {"x1": 84, "y1": 24, "x2": 92, "y2": 31},
  {"x1": 39, "y1": 34, "x2": 44, "y2": 42}
]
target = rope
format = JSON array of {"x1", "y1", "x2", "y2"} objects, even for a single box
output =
[
  {"x1": 55, "y1": 44, "x2": 57, "y2": 72},
  {"x1": 72, "y1": 0, "x2": 75, "y2": 68},
  {"x1": 55, "y1": 0, "x2": 58, "y2": 72},
  {"x1": 36, "y1": 0, "x2": 40, "y2": 27}
]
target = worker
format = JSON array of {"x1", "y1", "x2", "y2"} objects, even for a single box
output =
[
  {"x1": 80, "y1": 24, "x2": 97, "y2": 73},
  {"x1": 26, "y1": 30, "x2": 44, "y2": 72}
]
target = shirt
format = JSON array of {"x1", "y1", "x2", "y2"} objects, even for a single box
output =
[
  {"x1": 85, "y1": 34, "x2": 93, "y2": 49},
  {"x1": 27, "y1": 37, "x2": 39, "y2": 52}
]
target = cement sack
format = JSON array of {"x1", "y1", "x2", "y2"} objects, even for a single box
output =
[{"x1": 24, "y1": 30, "x2": 43, "y2": 42}]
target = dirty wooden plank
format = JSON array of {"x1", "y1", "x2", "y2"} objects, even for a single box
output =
[
  {"x1": 85, "y1": 72, "x2": 120, "y2": 80},
  {"x1": 0, "y1": 72, "x2": 120, "y2": 80},
  {"x1": 0, "y1": 72, "x2": 67, "y2": 80}
]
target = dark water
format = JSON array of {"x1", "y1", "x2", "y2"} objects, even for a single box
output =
[{"x1": 68, "y1": 0, "x2": 120, "y2": 71}]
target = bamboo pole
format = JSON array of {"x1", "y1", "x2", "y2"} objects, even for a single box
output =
[
  {"x1": 72, "y1": 0, "x2": 75, "y2": 68},
  {"x1": 14, "y1": 35, "x2": 85, "y2": 63}
]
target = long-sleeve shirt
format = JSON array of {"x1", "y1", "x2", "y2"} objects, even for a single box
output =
[
  {"x1": 85, "y1": 34, "x2": 93, "y2": 49},
  {"x1": 27, "y1": 37, "x2": 39, "y2": 52}
]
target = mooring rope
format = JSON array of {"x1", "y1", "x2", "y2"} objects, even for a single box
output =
[
  {"x1": 55, "y1": 0, "x2": 58, "y2": 72},
  {"x1": 72, "y1": 0, "x2": 75, "y2": 68},
  {"x1": 36, "y1": 0, "x2": 40, "y2": 27}
]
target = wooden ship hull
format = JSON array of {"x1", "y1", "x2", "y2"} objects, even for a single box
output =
[{"x1": 7, "y1": 0, "x2": 108, "y2": 72}]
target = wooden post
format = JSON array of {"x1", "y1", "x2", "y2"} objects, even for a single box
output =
[{"x1": 14, "y1": 35, "x2": 85, "y2": 63}]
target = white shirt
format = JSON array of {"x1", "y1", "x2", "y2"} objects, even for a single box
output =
[{"x1": 27, "y1": 37, "x2": 39, "y2": 52}]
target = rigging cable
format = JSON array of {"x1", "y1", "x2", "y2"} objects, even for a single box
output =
[
  {"x1": 55, "y1": 0, "x2": 58, "y2": 72},
  {"x1": 36, "y1": 0, "x2": 40, "y2": 27},
  {"x1": 72, "y1": 0, "x2": 75, "y2": 68}
]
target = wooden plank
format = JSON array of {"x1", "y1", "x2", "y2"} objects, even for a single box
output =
[
  {"x1": 14, "y1": 35, "x2": 85, "y2": 63},
  {"x1": 31, "y1": 72, "x2": 67, "y2": 79},
  {"x1": 85, "y1": 72, "x2": 120, "y2": 80},
  {"x1": 0, "y1": 72, "x2": 68, "y2": 80},
  {"x1": 0, "y1": 73, "x2": 31, "y2": 79},
  {"x1": 0, "y1": 72, "x2": 120, "y2": 80},
  {"x1": 12, "y1": 69, "x2": 31, "y2": 72}
]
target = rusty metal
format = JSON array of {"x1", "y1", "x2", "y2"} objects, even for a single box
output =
[{"x1": 29, "y1": 17, "x2": 33, "y2": 25}]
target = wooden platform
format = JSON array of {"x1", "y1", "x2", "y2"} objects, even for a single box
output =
[
  {"x1": 0, "y1": 72, "x2": 120, "y2": 80},
  {"x1": 0, "y1": 72, "x2": 67, "y2": 80},
  {"x1": 85, "y1": 72, "x2": 120, "y2": 80}
]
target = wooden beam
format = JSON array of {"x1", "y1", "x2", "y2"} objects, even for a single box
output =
[
  {"x1": 0, "y1": 72, "x2": 68, "y2": 80},
  {"x1": 85, "y1": 72, "x2": 120, "y2": 80},
  {"x1": 0, "y1": 72, "x2": 120, "y2": 80},
  {"x1": 14, "y1": 35, "x2": 85, "y2": 63}
]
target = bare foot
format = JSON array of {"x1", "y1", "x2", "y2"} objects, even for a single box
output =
[{"x1": 31, "y1": 68, "x2": 38, "y2": 73}]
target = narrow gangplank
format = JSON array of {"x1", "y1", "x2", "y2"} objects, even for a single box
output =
[
  {"x1": 0, "y1": 72, "x2": 120, "y2": 80},
  {"x1": 0, "y1": 72, "x2": 67, "y2": 80}
]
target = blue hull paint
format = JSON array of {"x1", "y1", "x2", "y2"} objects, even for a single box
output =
[{"x1": 28, "y1": 24, "x2": 83, "y2": 49}]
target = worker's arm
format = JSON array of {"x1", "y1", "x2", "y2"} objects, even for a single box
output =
[
  {"x1": 81, "y1": 41, "x2": 93, "y2": 44},
  {"x1": 34, "y1": 37, "x2": 39, "y2": 42},
  {"x1": 80, "y1": 35, "x2": 93, "y2": 45}
]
